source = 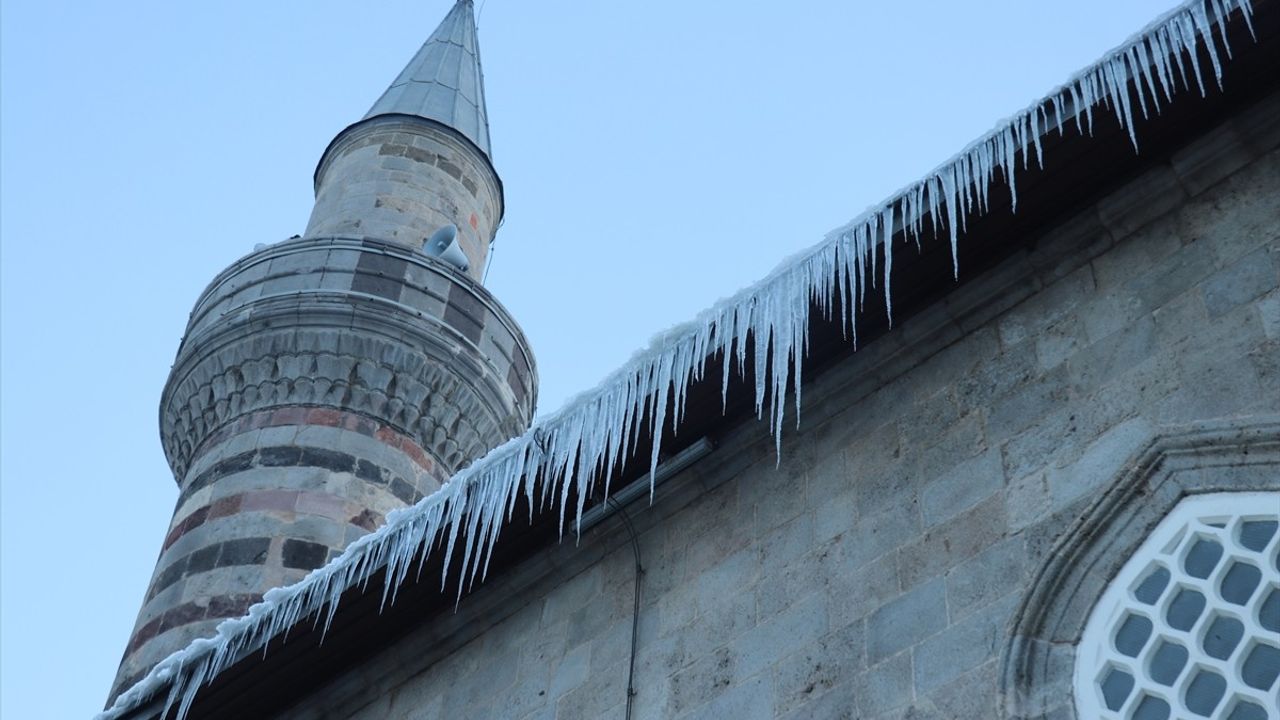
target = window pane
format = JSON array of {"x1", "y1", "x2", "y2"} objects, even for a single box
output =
[
  {"x1": 1183, "y1": 669, "x2": 1226, "y2": 717},
  {"x1": 1220, "y1": 561, "x2": 1261, "y2": 605},
  {"x1": 1201, "y1": 614, "x2": 1244, "y2": 660},
  {"x1": 1167, "y1": 588, "x2": 1206, "y2": 631},
  {"x1": 1184, "y1": 538, "x2": 1223, "y2": 579},
  {"x1": 1100, "y1": 668, "x2": 1134, "y2": 711},
  {"x1": 1238, "y1": 520, "x2": 1277, "y2": 552},
  {"x1": 1241, "y1": 642, "x2": 1280, "y2": 691},
  {"x1": 1115, "y1": 614, "x2": 1153, "y2": 657},
  {"x1": 1148, "y1": 640, "x2": 1188, "y2": 685},
  {"x1": 1134, "y1": 567, "x2": 1170, "y2": 605}
]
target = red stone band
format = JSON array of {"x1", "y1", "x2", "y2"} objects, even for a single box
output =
[
  {"x1": 192, "y1": 407, "x2": 438, "y2": 476},
  {"x1": 125, "y1": 593, "x2": 263, "y2": 656},
  {"x1": 163, "y1": 489, "x2": 387, "y2": 553}
]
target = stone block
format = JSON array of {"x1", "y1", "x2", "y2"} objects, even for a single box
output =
[
  {"x1": 1046, "y1": 416, "x2": 1153, "y2": 514},
  {"x1": 998, "y1": 408, "x2": 1080, "y2": 484},
  {"x1": 749, "y1": 470, "x2": 809, "y2": 536},
  {"x1": 769, "y1": 621, "x2": 865, "y2": 717},
  {"x1": 996, "y1": 264, "x2": 1094, "y2": 348},
  {"x1": 1260, "y1": 289, "x2": 1280, "y2": 340},
  {"x1": 756, "y1": 512, "x2": 813, "y2": 569},
  {"x1": 1178, "y1": 151, "x2": 1280, "y2": 268},
  {"x1": 1075, "y1": 287, "x2": 1146, "y2": 345},
  {"x1": 1091, "y1": 212, "x2": 1182, "y2": 292},
  {"x1": 693, "y1": 548, "x2": 759, "y2": 614},
  {"x1": 1201, "y1": 246, "x2": 1278, "y2": 318},
  {"x1": 776, "y1": 678, "x2": 858, "y2": 720},
  {"x1": 1234, "y1": 92, "x2": 1280, "y2": 155},
  {"x1": 897, "y1": 494, "x2": 1007, "y2": 590},
  {"x1": 540, "y1": 567, "x2": 600, "y2": 626},
  {"x1": 1078, "y1": 350, "x2": 1180, "y2": 444},
  {"x1": 895, "y1": 390, "x2": 963, "y2": 457},
  {"x1": 589, "y1": 619, "x2": 631, "y2": 675},
  {"x1": 946, "y1": 251, "x2": 1042, "y2": 335},
  {"x1": 867, "y1": 578, "x2": 946, "y2": 664},
  {"x1": 281, "y1": 538, "x2": 328, "y2": 570},
  {"x1": 813, "y1": 489, "x2": 857, "y2": 545},
  {"x1": 1171, "y1": 122, "x2": 1256, "y2": 197},
  {"x1": 907, "y1": 412, "x2": 988, "y2": 481},
  {"x1": 656, "y1": 576, "x2": 701, "y2": 639},
  {"x1": 955, "y1": 347, "x2": 1041, "y2": 422},
  {"x1": 1005, "y1": 471, "x2": 1051, "y2": 532},
  {"x1": 1155, "y1": 349, "x2": 1267, "y2": 424},
  {"x1": 555, "y1": 659, "x2": 625, "y2": 720},
  {"x1": 1181, "y1": 287, "x2": 1268, "y2": 361},
  {"x1": 1025, "y1": 207, "x2": 1115, "y2": 284},
  {"x1": 944, "y1": 537, "x2": 1026, "y2": 621},
  {"x1": 1067, "y1": 315, "x2": 1157, "y2": 396},
  {"x1": 985, "y1": 364, "x2": 1070, "y2": 443},
  {"x1": 923, "y1": 659, "x2": 999, "y2": 720},
  {"x1": 689, "y1": 672, "x2": 774, "y2": 720},
  {"x1": 828, "y1": 551, "x2": 901, "y2": 632},
  {"x1": 1034, "y1": 313, "x2": 1085, "y2": 371},
  {"x1": 548, "y1": 642, "x2": 590, "y2": 699},
  {"x1": 688, "y1": 586, "x2": 757, "y2": 652},
  {"x1": 920, "y1": 448, "x2": 1003, "y2": 528},
  {"x1": 839, "y1": 499, "x2": 920, "y2": 571},
  {"x1": 912, "y1": 594, "x2": 1016, "y2": 695},
  {"x1": 1097, "y1": 164, "x2": 1188, "y2": 239},
  {"x1": 1250, "y1": 339, "x2": 1280, "y2": 389},
  {"x1": 909, "y1": 328, "x2": 998, "y2": 400},
  {"x1": 846, "y1": 424, "x2": 910, "y2": 520},
  {"x1": 1151, "y1": 287, "x2": 1209, "y2": 348},
  {"x1": 852, "y1": 651, "x2": 912, "y2": 716},
  {"x1": 730, "y1": 593, "x2": 829, "y2": 684},
  {"x1": 664, "y1": 646, "x2": 737, "y2": 717},
  {"x1": 566, "y1": 593, "x2": 625, "y2": 650},
  {"x1": 680, "y1": 528, "x2": 754, "y2": 589}
]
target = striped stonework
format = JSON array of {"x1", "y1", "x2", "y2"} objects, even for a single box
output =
[
  {"x1": 110, "y1": 236, "x2": 536, "y2": 700},
  {"x1": 304, "y1": 115, "x2": 503, "y2": 281}
]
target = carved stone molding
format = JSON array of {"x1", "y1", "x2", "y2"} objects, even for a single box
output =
[
  {"x1": 160, "y1": 237, "x2": 537, "y2": 480},
  {"x1": 998, "y1": 416, "x2": 1280, "y2": 719}
]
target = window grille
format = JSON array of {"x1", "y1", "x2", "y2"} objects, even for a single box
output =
[{"x1": 1075, "y1": 492, "x2": 1280, "y2": 720}]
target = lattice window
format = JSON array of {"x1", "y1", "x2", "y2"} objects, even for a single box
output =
[{"x1": 1075, "y1": 492, "x2": 1280, "y2": 720}]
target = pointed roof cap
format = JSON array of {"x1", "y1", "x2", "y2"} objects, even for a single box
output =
[{"x1": 365, "y1": 0, "x2": 492, "y2": 158}]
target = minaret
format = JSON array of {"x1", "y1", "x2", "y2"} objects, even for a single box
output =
[{"x1": 110, "y1": 0, "x2": 536, "y2": 700}]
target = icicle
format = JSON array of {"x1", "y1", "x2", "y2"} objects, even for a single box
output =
[
  {"x1": 883, "y1": 204, "x2": 895, "y2": 324},
  {"x1": 95, "y1": 3, "x2": 1255, "y2": 718}
]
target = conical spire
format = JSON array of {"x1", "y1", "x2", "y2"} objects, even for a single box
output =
[{"x1": 365, "y1": 0, "x2": 492, "y2": 158}]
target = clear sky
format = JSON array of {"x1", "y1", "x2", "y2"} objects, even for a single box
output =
[{"x1": 2, "y1": 0, "x2": 1185, "y2": 716}]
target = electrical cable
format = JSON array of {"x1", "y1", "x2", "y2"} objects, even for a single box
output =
[{"x1": 607, "y1": 496, "x2": 643, "y2": 720}]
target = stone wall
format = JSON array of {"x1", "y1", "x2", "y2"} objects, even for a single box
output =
[{"x1": 274, "y1": 99, "x2": 1280, "y2": 720}]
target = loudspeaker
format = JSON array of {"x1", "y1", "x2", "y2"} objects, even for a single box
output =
[{"x1": 423, "y1": 224, "x2": 470, "y2": 272}]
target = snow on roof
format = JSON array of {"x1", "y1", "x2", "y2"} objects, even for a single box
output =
[{"x1": 98, "y1": 1, "x2": 1257, "y2": 717}]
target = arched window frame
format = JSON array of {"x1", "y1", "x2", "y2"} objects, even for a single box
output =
[
  {"x1": 1074, "y1": 491, "x2": 1279, "y2": 719},
  {"x1": 999, "y1": 418, "x2": 1280, "y2": 720}
]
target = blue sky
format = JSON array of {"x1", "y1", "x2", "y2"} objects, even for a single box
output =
[{"x1": 2, "y1": 0, "x2": 1184, "y2": 716}]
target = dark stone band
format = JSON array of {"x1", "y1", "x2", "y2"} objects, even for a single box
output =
[
  {"x1": 176, "y1": 439, "x2": 428, "y2": 515},
  {"x1": 125, "y1": 593, "x2": 262, "y2": 657},
  {"x1": 147, "y1": 538, "x2": 272, "y2": 603}
]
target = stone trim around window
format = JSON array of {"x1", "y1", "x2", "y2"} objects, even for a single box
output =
[{"x1": 998, "y1": 417, "x2": 1280, "y2": 720}]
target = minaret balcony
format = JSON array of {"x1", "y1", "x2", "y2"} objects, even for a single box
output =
[{"x1": 159, "y1": 235, "x2": 537, "y2": 483}]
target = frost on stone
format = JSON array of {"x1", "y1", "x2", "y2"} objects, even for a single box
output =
[{"x1": 95, "y1": 1, "x2": 1255, "y2": 718}]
